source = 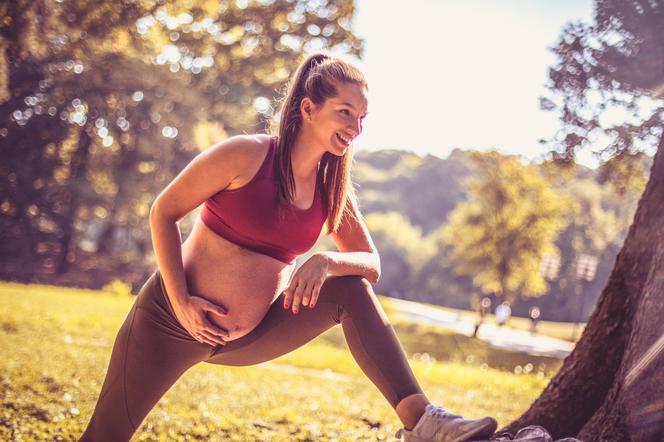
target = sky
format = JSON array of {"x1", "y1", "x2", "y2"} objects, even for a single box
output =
[{"x1": 344, "y1": 0, "x2": 597, "y2": 167}]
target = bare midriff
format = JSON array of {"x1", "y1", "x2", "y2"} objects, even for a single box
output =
[{"x1": 181, "y1": 217, "x2": 296, "y2": 342}]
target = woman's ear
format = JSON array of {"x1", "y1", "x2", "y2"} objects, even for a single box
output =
[{"x1": 300, "y1": 97, "x2": 315, "y2": 122}]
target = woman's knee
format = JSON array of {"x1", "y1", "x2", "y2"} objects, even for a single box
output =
[
  {"x1": 322, "y1": 274, "x2": 373, "y2": 296},
  {"x1": 320, "y1": 275, "x2": 377, "y2": 310},
  {"x1": 322, "y1": 275, "x2": 390, "y2": 325}
]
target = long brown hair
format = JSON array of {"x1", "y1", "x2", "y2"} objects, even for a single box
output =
[{"x1": 270, "y1": 52, "x2": 367, "y2": 233}]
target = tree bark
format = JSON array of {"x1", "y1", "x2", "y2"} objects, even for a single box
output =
[{"x1": 502, "y1": 134, "x2": 664, "y2": 441}]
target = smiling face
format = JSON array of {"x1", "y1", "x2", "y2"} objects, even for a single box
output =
[{"x1": 301, "y1": 81, "x2": 369, "y2": 156}]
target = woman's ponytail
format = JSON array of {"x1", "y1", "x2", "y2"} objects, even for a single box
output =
[{"x1": 272, "y1": 52, "x2": 367, "y2": 233}]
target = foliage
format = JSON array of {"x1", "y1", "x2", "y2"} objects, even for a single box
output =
[
  {"x1": 353, "y1": 149, "x2": 470, "y2": 234},
  {"x1": 345, "y1": 148, "x2": 642, "y2": 320},
  {"x1": 410, "y1": 232, "x2": 477, "y2": 308},
  {"x1": 441, "y1": 151, "x2": 572, "y2": 303},
  {"x1": 0, "y1": 0, "x2": 362, "y2": 284},
  {"x1": 364, "y1": 211, "x2": 435, "y2": 296},
  {"x1": 0, "y1": 1, "x2": 652, "y2": 325},
  {"x1": 541, "y1": 0, "x2": 663, "y2": 194}
]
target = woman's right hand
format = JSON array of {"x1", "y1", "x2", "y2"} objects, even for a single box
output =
[{"x1": 173, "y1": 295, "x2": 230, "y2": 346}]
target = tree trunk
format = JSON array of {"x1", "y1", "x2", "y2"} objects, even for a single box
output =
[{"x1": 502, "y1": 134, "x2": 664, "y2": 441}]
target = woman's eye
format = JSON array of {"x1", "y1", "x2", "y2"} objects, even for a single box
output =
[{"x1": 340, "y1": 109, "x2": 350, "y2": 115}]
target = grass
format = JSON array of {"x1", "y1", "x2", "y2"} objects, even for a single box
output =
[{"x1": 0, "y1": 280, "x2": 562, "y2": 441}]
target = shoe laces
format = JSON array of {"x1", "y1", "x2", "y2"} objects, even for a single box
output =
[
  {"x1": 394, "y1": 405, "x2": 461, "y2": 440},
  {"x1": 425, "y1": 404, "x2": 458, "y2": 420}
]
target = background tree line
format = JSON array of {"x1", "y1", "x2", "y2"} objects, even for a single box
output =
[
  {"x1": 345, "y1": 147, "x2": 646, "y2": 323},
  {"x1": 0, "y1": 0, "x2": 649, "y2": 325},
  {"x1": 0, "y1": 0, "x2": 362, "y2": 287}
]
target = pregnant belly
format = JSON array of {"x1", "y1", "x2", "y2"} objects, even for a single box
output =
[{"x1": 181, "y1": 221, "x2": 296, "y2": 341}]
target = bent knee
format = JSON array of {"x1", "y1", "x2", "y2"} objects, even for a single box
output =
[
  {"x1": 321, "y1": 275, "x2": 389, "y2": 323},
  {"x1": 319, "y1": 275, "x2": 376, "y2": 308},
  {"x1": 328, "y1": 275, "x2": 373, "y2": 294}
]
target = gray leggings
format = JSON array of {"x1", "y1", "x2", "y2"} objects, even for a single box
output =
[{"x1": 80, "y1": 269, "x2": 423, "y2": 441}]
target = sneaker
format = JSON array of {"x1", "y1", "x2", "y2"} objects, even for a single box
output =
[{"x1": 394, "y1": 404, "x2": 498, "y2": 442}]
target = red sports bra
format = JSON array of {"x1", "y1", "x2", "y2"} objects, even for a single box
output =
[{"x1": 199, "y1": 136, "x2": 328, "y2": 265}]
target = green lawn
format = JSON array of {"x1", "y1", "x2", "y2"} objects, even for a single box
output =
[{"x1": 0, "y1": 281, "x2": 560, "y2": 441}]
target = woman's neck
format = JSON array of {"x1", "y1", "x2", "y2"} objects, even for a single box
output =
[{"x1": 289, "y1": 130, "x2": 324, "y2": 179}]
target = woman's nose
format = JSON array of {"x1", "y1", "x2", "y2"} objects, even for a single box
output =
[{"x1": 350, "y1": 117, "x2": 362, "y2": 135}]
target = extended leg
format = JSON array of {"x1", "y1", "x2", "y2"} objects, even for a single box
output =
[{"x1": 80, "y1": 272, "x2": 212, "y2": 442}]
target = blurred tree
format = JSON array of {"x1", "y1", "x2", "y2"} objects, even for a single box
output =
[
  {"x1": 0, "y1": 0, "x2": 362, "y2": 286},
  {"x1": 350, "y1": 148, "x2": 639, "y2": 315},
  {"x1": 503, "y1": 1, "x2": 664, "y2": 440},
  {"x1": 441, "y1": 151, "x2": 570, "y2": 304},
  {"x1": 364, "y1": 211, "x2": 435, "y2": 297},
  {"x1": 538, "y1": 179, "x2": 621, "y2": 321},
  {"x1": 353, "y1": 149, "x2": 470, "y2": 234},
  {"x1": 412, "y1": 238, "x2": 476, "y2": 308}
]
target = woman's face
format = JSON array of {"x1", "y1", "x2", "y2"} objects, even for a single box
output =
[{"x1": 303, "y1": 82, "x2": 369, "y2": 156}]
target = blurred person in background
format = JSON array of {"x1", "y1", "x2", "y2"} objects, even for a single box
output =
[
  {"x1": 495, "y1": 302, "x2": 512, "y2": 327},
  {"x1": 529, "y1": 306, "x2": 541, "y2": 335},
  {"x1": 472, "y1": 296, "x2": 492, "y2": 338}
]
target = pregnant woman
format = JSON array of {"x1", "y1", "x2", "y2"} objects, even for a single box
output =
[{"x1": 80, "y1": 53, "x2": 497, "y2": 442}]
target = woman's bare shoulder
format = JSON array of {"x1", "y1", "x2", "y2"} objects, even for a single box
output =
[
  {"x1": 209, "y1": 133, "x2": 273, "y2": 189},
  {"x1": 204, "y1": 133, "x2": 270, "y2": 163},
  {"x1": 151, "y1": 134, "x2": 275, "y2": 220},
  {"x1": 244, "y1": 133, "x2": 272, "y2": 158}
]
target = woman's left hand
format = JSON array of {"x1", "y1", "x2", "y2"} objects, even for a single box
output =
[{"x1": 283, "y1": 253, "x2": 330, "y2": 314}]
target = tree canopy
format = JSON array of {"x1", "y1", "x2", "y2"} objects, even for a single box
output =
[
  {"x1": 442, "y1": 151, "x2": 571, "y2": 304},
  {"x1": 541, "y1": 0, "x2": 663, "y2": 193},
  {"x1": 0, "y1": 0, "x2": 362, "y2": 284}
]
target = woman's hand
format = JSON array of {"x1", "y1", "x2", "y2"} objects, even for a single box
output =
[
  {"x1": 173, "y1": 295, "x2": 230, "y2": 346},
  {"x1": 283, "y1": 253, "x2": 329, "y2": 314}
]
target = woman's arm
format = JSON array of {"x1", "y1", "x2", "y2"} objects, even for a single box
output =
[
  {"x1": 322, "y1": 196, "x2": 381, "y2": 284},
  {"x1": 284, "y1": 197, "x2": 380, "y2": 314},
  {"x1": 282, "y1": 195, "x2": 380, "y2": 314},
  {"x1": 314, "y1": 250, "x2": 380, "y2": 284},
  {"x1": 149, "y1": 134, "x2": 265, "y2": 311}
]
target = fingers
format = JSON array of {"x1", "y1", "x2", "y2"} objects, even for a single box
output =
[
  {"x1": 192, "y1": 316, "x2": 229, "y2": 346},
  {"x1": 301, "y1": 280, "x2": 319, "y2": 308},
  {"x1": 184, "y1": 298, "x2": 230, "y2": 346},
  {"x1": 206, "y1": 322, "x2": 230, "y2": 340},
  {"x1": 283, "y1": 282, "x2": 296, "y2": 312},
  {"x1": 307, "y1": 282, "x2": 322, "y2": 308},
  {"x1": 196, "y1": 332, "x2": 220, "y2": 346},
  {"x1": 284, "y1": 280, "x2": 299, "y2": 313},
  {"x1": 196, "y1": 323, "x2": 229, "y2": 346},
  {"x1": 283, "y1": 281, "x2": 303, "y2": 314},
  {"x1": 284, "y1": 280, "x2": 322, "y2": 313},
  {"x1": 204, "y1": 301, "x2": 229, "y2": 317},
  {"x1": 192, "y1": 329, "x2": 217, "y2": 346},
  {"x1": 291, "y1": 280, "x2": 310, "y2": 314},
  {"x1": 199, "y1": 328, "x2": 227, "y2": 346}
]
